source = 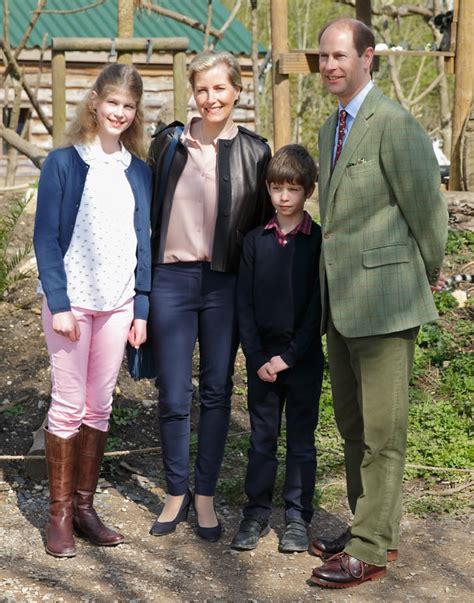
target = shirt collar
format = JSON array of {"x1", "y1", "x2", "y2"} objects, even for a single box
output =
[
  {"x1": 339, "y1": 79, "x2": 374, "y2": 120},
  {"x1": 182, "y1": 117, "x2": 239, "y2": 147},
  {"x1": 75, "y1": 137, "x2": 131, "y2": 167},
  {"x1": 265, "y1": 210, "x2": 312, "y2": 236}
]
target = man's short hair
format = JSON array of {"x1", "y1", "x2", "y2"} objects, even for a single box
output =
[
  {"x1": 318, "y1": 17, "x2": 375, "y2": 56},
  {"x1": 266, "y1": 144, "x2": 318, "y2": 194}
]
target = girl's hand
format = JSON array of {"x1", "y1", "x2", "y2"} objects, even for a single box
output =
[
  {"x1": 52, "y1": 311, "x2": 81, "y2": 342},
  {"x1": 128, "y1": 319, "x2": 147, "y2": 348}
]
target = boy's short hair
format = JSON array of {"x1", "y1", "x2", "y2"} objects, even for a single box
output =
[{"x1": 266, "y1": 144, "x2": 318, "y2": 194}]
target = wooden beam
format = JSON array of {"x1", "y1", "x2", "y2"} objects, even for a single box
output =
[
  {"x1": 270, "y1": 0, "x2": 290, "y2": 149},
  {"x1": 279, "y1": 50, "x2": 455, "y2": 75},
  {"x1": 356, "y1": 0, "x2": 372, "y2": 27},
  {"x1": 450, "y1": 0, "x2": 474, "y2": 190},
  {"x1": 51, "y1": 49, "x2": 66, "y2": 146},
  {"x1": 173, "y1": 50, "x2": 187, "y2": 123},
  {"x1": 117, "y1": 0, "x2": 134, "y2": 65},
  {"x1": 51, "y1": 37, "x2": 189, "y2": 52}
]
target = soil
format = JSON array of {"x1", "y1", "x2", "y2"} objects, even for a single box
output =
[{"x1": 0, "y1": 210, "x2": 473, "y2": 602}]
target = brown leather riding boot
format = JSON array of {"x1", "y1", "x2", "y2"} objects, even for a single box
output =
[
  {"x1": 44, "y1": 429, "x2": 80, "y2": 557},
  {"x1": 73, "y1": 424, "x2": 125, "y2": 546}
]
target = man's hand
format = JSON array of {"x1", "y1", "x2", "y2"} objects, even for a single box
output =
[
  {"x1": 128, "y1": 319, "x2": 147, "y2": 348},
  {"x1": 270, "y1": 355, "x2": 289, "y2": 374},
  {"x1": 52, "y1": 311, "x2": 81, "y2": 342},
  {"x1": 257, "y1": 362, "x2": 277, "y2": 383},
  {"x1": 431, "y1": 271, "x2": 447, "y2": 292}
]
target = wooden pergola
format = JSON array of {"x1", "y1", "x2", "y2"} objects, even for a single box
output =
[
  {"x1": 270, "y1": 0, "x2": 474, "y2": 191},
  {"x1": 51, "y1": 37, "x2": 189, "y2": 147}
]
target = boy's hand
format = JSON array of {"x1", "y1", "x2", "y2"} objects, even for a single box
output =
[
  {"x1": 257, "y1": 362, "x2": 277, "y2": 382},
  {"x1": 270, "y1": 355, "x2": 289, "y2": 374}
]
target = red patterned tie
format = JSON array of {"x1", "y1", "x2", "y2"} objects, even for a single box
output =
[{"x1": 333, "y1": 109, "x2": 347, "y2": 166}]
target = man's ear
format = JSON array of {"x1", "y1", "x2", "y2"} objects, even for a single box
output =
[{"x1": 364, "y1": 47, "x2": 375, "y2": 72}]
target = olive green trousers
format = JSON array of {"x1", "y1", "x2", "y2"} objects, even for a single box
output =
[{"x1": 327, "y1": 315, "x2": 418, "y2": 566}]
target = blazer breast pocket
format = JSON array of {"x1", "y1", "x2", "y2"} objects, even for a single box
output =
[
  {"x1": 363, "y1": 244, "x2": 410, "y2": 268},
  {"x1": 346, "y1": 159, "x2": 375, "y2": 178}
]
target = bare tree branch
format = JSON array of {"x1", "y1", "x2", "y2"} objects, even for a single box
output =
[
  {"x1": 204, "y1": 0, "x2": 212, "y2": 50},
  {"x1": 0, "y1": 125, "x2": 46, "y2": 169},
  {"x1": 137, "y1": 1, "x2": 222, "y2": 39},
  {"x1": 15, "y1": 0, "x2": 47, "y2": 59},
  {"x1": 217, "y1": 0, "x2": 242, "y2": 38},
  {"x1": 32, "y1": 0, "x2": 105, "y2": 14},
  {"x1": 0, "y1": 40, "x2": 53, "y2": 135},
  {"x1": 411, "y1": 72, "x2": 446, "y2": 106},
  {"x1": 335, "y1": 0, "x2": 433, "y2": 19}
]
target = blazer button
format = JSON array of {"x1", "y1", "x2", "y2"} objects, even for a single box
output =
[
  {"x1": 324, "y1": 233, "x2": 330, "y2": 239},
  {"x1": 223, "y1": 175, "x2": 230, "y2": 182}
]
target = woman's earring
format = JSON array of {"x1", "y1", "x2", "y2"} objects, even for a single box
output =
[{"x1": 91, "y1": 108, "x2": 97, "y2": 123}]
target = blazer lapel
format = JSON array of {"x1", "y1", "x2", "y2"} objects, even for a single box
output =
[
  {"x1": 318, "y1": 111, "x2": 338, "y2": 223},
  {"x1": 324, "y1": 86, "x2": 383, "y2": 225}
]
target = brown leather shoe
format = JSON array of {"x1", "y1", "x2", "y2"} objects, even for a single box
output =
[
  {"x1": 44, "y1": 429, "x2": 80, "y2": 558},
  {"x1": 310, "y1": 528, "x2": 351, "y2": 558},
  {"x1": 73, "y1": 424, "x2": 125, "y2": 546},
  {"x1": 310, "y1": 552, "x2": 386, "y2": 589},
  {"x1": 311, "y1": 529, "x2": 398, "y2": 562}
]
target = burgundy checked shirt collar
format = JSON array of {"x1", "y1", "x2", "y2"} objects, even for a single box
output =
[{"x1": 265, "y1": 210, "x2": 312, "y2": 247}]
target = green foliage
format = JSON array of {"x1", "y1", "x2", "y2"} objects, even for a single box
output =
[
  {"x1": 433, "y1": 291, "x2": 458, "y2": 315},
  {"x1": 0, "y1": 196, "x2": 33, "y2": 297},
  {"x1": 3, "y1": 404, "x2": 25, "y2": 417},
  {"x1": 445, "y1": 230, "x2": 474, "y2": 255},
  {"x1": 407, "y1": 390, "x2": 473, "y2": 477},
  {"x1": 110, "y1": 405, "x2": 139, "y2": 429},
  {"x1": 440, "y1": 355, "x2": 474, "y2": 419}
]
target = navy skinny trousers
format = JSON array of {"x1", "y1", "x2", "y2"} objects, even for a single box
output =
[
  {"x1": 150, "y1": 262, "x2": 238, "y2": 496},
  {"x1": 243, "y1": 348, "x2": 323, "y2": 523}
]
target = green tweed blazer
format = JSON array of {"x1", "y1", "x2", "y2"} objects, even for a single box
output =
[{"x1": 318, "y1": 85, "x2": 448, "y2": 337}]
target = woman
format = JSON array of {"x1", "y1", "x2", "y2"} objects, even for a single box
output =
[
  {"x1": 33, "y1": 64, "x2": 152, "y2": 557},
  {"x1": 148, "y1": 51, "x2": 271, "y2": 541}
]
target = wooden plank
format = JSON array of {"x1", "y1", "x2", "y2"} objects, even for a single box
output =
[
  {"x1": 172, "y1": 50, "x2": 187, "y2": 123},
  {"x1": 271, "y1": 0, "x2": 291, "y2": 149},
  {"x1": 51, "y1": 37, "x2": 188, "y2": 52},
  {"x1": 51, "y1": 50, "x2": 66, "y2": 147},
  {"x1": 450, "y1": 0, "x2": 474, "y2": 190},
  {"x1": 279, "y1": 50, "x2": 456, "y2": 74}
]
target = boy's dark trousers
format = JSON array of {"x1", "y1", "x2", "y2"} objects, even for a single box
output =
[{"x1": 242, "y1": 348, "x2": 323, "y2": 524}]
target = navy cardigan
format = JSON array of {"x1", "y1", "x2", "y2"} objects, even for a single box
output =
[{"x1": 33, "y1": 146, "x2": 152, "y2": 320}]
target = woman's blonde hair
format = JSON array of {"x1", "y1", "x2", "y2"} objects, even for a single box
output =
[
  {"x1": 64, "y1": 63, "x2": 146, "y2": 158},
  {"x1": 188, "y1": 50, "x2": 242, "y2": 94}
]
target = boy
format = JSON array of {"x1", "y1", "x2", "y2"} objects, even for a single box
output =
[{"x1": 231, "y1": 144, "x2": 323, "y2": 553}]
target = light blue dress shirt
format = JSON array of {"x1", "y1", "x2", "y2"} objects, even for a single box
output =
[{"x1": 332, "y1": 79, "x2": 374, "y2": 164}]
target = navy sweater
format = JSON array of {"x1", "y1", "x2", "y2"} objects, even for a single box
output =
[{"x1": 237, "y1": 221, "x2": 323, "y2": 372}]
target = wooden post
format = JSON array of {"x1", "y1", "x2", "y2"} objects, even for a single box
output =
[
  {"x1": 356, "y1": 0, "x2": 372, "y2": 27},
  {"x1": 270, "y1": 0, "x2": 290, "y2": 150},
  {"x1": 51, "y1": 49, "x2": 66, "y2": 147},
  {"x1": 117, "y1": 0, "x2": 134, "y2": 65},
  {"x1": 450, "y1": 0, "x2": 474, "y2": 190},
  {"x1": 173, "y1": 50, "x2": 187, "y2": 123}
]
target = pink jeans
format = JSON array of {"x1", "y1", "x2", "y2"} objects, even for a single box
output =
[{"x1": 42, "y1": 298, "x2": 134, "y2": 438}]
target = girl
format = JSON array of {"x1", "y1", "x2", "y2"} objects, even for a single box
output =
[
  {"x1": 147, "y1": 51, "x2": 271, "y2": 542},
  {"x1": 33, "y1": 64, "x2": 152, "y2": 558}
]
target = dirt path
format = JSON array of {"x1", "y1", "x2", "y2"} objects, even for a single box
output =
[{"x1": 0, "y1": 473, "x2": 472, "y2": 602}]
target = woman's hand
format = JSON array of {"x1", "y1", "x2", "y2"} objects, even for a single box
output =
[
  {"x1": 52, "y1": 311, "x2": 81, "y2": 342},
  {"x1": 128, "y1": 319, "x2": 147, "y2": 348}
]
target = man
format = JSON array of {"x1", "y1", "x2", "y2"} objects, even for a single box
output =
[{"x1": 310, "y1": 18, "x2": 448, "y2": 589}]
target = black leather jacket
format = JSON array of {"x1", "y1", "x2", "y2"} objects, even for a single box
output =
[{"x1": 148, "y1": 121, "x2": 272, "y2": 273}]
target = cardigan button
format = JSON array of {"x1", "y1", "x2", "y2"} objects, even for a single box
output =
[{"x1": 223, "y1": 175, "x2": 229, "y2": 182}]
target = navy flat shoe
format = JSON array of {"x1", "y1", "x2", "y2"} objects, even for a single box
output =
[{"x1": 149, "y1": 489, "x2": 191, "y2": 536}]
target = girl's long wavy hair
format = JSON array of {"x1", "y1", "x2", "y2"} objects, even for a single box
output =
[{"x1": 63, "y1": 64, "x2": 146, "y2": 158}]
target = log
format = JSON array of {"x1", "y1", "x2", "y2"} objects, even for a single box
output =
[
  {"x1": 445, "y1": 190, "x2": 474, "y2": 232},
  {"x1": 51, "y1": 37, "x2": 188, "y2": 52}
]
